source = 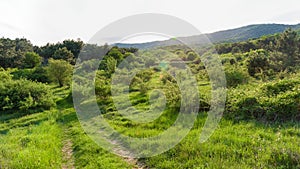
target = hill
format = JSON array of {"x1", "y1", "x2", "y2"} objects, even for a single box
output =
[{"x1": 115, "y1": 23, "x2": 300, "y2": 49}]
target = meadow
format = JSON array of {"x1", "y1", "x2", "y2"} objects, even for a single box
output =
[{"x1": 0, "y1": 28, "x2": 300, "y2": 168}]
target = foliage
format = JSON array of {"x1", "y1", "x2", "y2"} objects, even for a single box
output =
[
  {"x1": 35, "y1": 39, "x2": 83, "y2": 61},
  {"x1": 47, "y1": 59, "x2": 73, "y2": 87},
  {"x1": 0, "y1": 70, "x2": 55, "y2": 112},
  {"x1": 225, "y1": 65, "x2": 250, "y2": 88},
  {"x1": 11, "y1": 66, "x2": 50, "y2": 83},
  {"x1": 53, "y1": 47, "x2": 74, "y2": 64},
  {"x1": 21, "y1": 52, "x2": 42, "y2": 68},
  {"x1": 246, "y1": 49, "x2": 270, "y2": 77},
  {"x1": 106, "y1": 57, "x2": 117, "y2": 75},
  {"x1": 226, "y1": 78, "x2": 300, "y2": 121},
  {"x1": 0, "y1": 38, "x2": 33, "y2": 68},
  {"x1": 276, "y1": 28, "x2": 300, "y2": 69}
]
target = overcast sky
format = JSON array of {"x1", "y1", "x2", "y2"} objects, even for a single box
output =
[{"x1": 0, "y1": 0, "x2": 300, "y2": 46}]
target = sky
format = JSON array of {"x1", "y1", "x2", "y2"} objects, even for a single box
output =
[{"x1": 0, "y1": 0, "x2": 300, "y2": 46}]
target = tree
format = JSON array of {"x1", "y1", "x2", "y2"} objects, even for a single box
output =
[
  {"x1": 0, "y1": 38, "x2": 33, "y2": 68},
  {"x1": 37, "y1": 43, "x2": 59, "y2": 64},
  {"x1": 106, "y1": 57, "x2": 117, "y2": 75},
  {"x1": 22, "y1": 52, "x2": 42, "y2": 68},
  {"x1": 107, "y1": 47, "x2": 123, "y2": 63},
  {"x1": 47, "y1": 59, "x2": 73, "y2": 87},
  {"x1": 62, "y1": 39, "x2": 84, "y2": 58},
  {"x1": 247, "y1": 50, "x2": 270, "y2": 77},
  {"x1": 53, "y1": 47, "x2": 74, "y2": 63},
  {"x1": 276, "y1": 28, "x2": 299, "y2": 69}
]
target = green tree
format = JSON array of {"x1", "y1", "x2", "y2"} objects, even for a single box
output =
[
  {"x1": 53, "y1": 47, "x2": 74, "y2": 63},
  {"x1": 276, "y1": 28, "x2": 299, "y2": 69},
  {"x1": 108, "y1": 47, "x2": 123, "y2": 63},
  {"x1": 22, "y1": 52, "x2": 42, "y2": 68},
  {"x1": 62, "y1": 39, "x2": 84, "y2": 58},
  {"x1": 0, "y1": 38, "x2": 33, "y2": 68},
  {"x1": 47, "y1": 59, "x2": 73, "y2": 87},
  {"x1": 106, "y1": 57, "x2": 117, "y2": 75},
  {"x1": 247, "y1": 50, "x2": 270, "y2": 77}
]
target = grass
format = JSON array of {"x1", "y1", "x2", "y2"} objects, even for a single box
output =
[
  {"x1": 0, "y1": 86, "x2": 135, "y2": 169},
  {"x1": 102, "y1": 107, "x2": 300, "y2": 168},
  {"x1": 145, "y1": 118, "x2": 300, "y2": 168},
  {"x1": 0, "y1": 111, "x2": 62, "y2": 168},
  {"x1": 96, "y1": 72, "x2": 300, "y2": 168},
  {"x1": 56, "y1": 106, "x2": 134, "y2": 169},
  {"x1": 55, "y1": 87, "x2": 135, "y2": 169},
  {"x1": 0, "y1": 80, "x2": 299, "y2": 168}
]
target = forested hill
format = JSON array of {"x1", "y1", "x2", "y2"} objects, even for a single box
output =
[{"x1": 115, "y1": 23, "x2": 300, "y2": 49}]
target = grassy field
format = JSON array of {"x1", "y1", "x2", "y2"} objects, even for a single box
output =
[{"x1": 0, "y1": 84, "x2": 299, "y2": 169}]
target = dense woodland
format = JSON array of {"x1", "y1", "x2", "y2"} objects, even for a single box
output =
[{"x1": 0, "y1": 28, "x2": 299, "y2": 168}]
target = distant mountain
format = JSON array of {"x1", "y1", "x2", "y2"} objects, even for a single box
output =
[{"x1": 115, "y1": 23, "x2": 300, "y2": 49}]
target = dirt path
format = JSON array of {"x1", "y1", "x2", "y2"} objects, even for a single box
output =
[
  {"x1": 111, "y1": 139, "x2": 147, "y2": 169},
  {"x1": 98, "y1": 130, "x2": 148, "y2": 169},
  {"x1": 61, "y1": 135, "x2": 75, "y2": 169}
]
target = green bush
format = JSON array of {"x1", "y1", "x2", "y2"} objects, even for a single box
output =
[
  {"x1": 0, "y1": 68, "x2": 12, "y2": 80},
  {"x1": 225, "y1": 66, "x2": 250, "y2": 88},
  {"x1": 47, "y1": 59, "x2": 73, "y2": 87},
  {"x1": 261, "y1": 79, "x2": 299, "y2": 96},
  {"x1": 11, "y1": 66, "x2": 50, "y2": 83},
  {"x1": 0, "y1": 71, "x2": 55, "y2": 113},
  {"x1": 226, "y1": 78, "x2": 300, "y2": 121}
]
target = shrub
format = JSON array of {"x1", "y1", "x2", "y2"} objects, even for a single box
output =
[
  {"x1": 47, "y1": 59, "x2": 73, "y2": 87},
  {"x1": 11, "y1": 66, "x2": 50, "y2": 83},
  {"x1": 225, "y1": 66, "x2": 250, "y2": 88},
  {"x1": 0, "y1": 71, "x2": 55, "y2": 113},
  {"x1": 261, "y1": 79, "x2": 299, "y2": 96},
  {"x1": 225, "y1": 78, "x2": 300, "y2": 122},
  {"x1": 0, "y1": 68, "x2": 12, "y2": 80},
  {"x1": 21, "y1": 52, "x2": 42, "y2": 68}
]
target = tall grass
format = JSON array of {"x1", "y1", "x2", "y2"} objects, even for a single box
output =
[{"x1": 0, "y1": 111, "x2": 62, "y2": 168}]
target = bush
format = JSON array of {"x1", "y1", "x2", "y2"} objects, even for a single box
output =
[
  {"x1": 11, "y1": 66, "x2": 50, "y2": 83},
  {"x1": 0, "y1": 68, "x2": 12, "y2": 80},
  {"x1": 0, "y1": 71, "x2": 55, "y2": 113},
  {"x1": 21, "y1": 52, "x2": 42, "y2": 68},
  {"x1": 246, "y1": 50, "x2": 270, "y2": 77},
  {"x1": 47, "y1": 59, "x2": 73, "y2": 87},
  {"x1": 225, "y1": 78, "x2": 300, "y2": 122},
  {"x1": 225, "y1": 66, "x2": 250, "y2": 88},
  {"x1": 261, "y1": 79, "x2": 299, "y2": 96}
]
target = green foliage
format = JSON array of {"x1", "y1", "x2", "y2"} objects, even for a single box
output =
[
  {"x1": 276, "y1": 28, "x2": 300, "y2": 69},
  {"x1": 246, "y1": 49, "x2": 270, "y2": 77},
  {"x1": 95, "y1": 72, "x2": 111, "y2": 100},
  {"x1": 261, "y1": 79, "x2": 300, "y2": 96},
  {"x1": 108, "y1": 47, "x2": 123, "y2": 62},
  {"x1": 0, "y1": 38, "x2": 33, "y2": 68},
  {"x1": 35, "y1": 39, "x2": 83, "y2": 61},
  {"x1": 47, "y1": 59, "x2": 73, "y2": 87},
  {"x1": 12, "y1": 66, "x2": 50, "y2": 83},
  {"x1": 106, "y1": 57, "x2": 117, "y2": 75},
  {"x1": 22, "y1": 52, "x2": 42, "y2": 68},
  {"x1": 0, "y1": 70, "x2": 55, "y2": 113},
  {"x1": 53, "y1": 47, "x2": 74, "y2": 64},
  {"x1": 0, "y1": 68, "x2": 12, "y2": 80},
  {"x1": 225, "y1": 65, "x2": 250, "y2": 88},
  {"x1": 61, "y1": 39, "x2": 84, "y2": 58},
  {"x1": 226, "y1": 78, "x2": 300, "y2": 121}
]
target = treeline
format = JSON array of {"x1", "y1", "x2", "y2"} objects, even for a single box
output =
[
  {"x1": 0, "y1": 38, "x2": 84, "y2": 68},
  {"x1": 216, "y1": 28, "x2": 300, "y2": 73}
]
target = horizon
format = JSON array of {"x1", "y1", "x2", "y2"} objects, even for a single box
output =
[
  {"x1": 1, "y1": 0, "x2": 300, "y2": 46},
  {"x1": 1, "y1": 22, "x2": 300, "y2": 46}
]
